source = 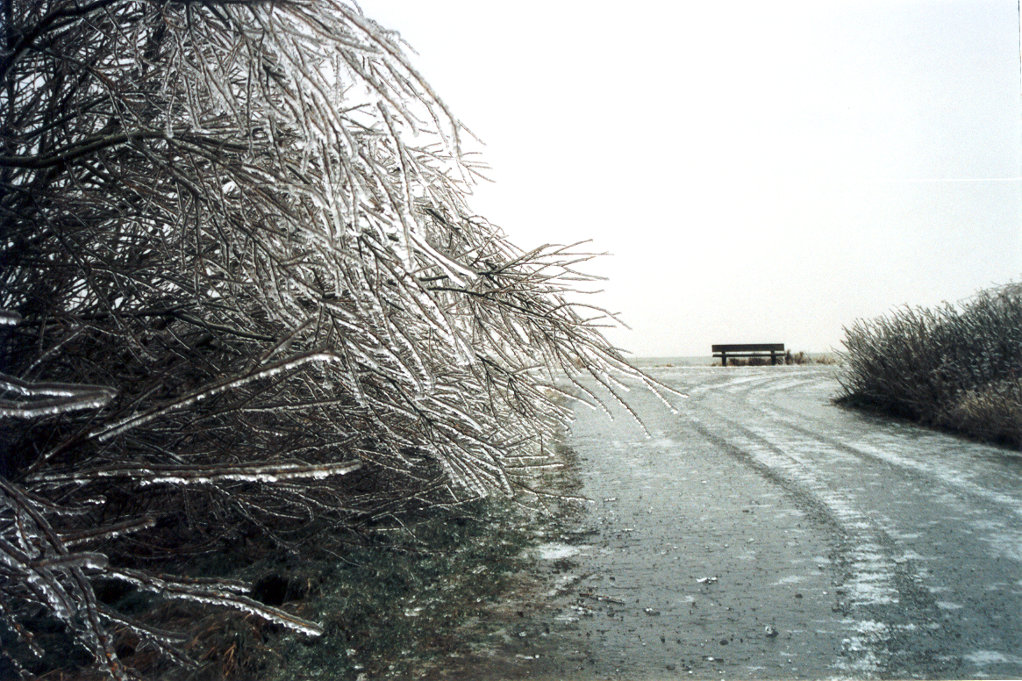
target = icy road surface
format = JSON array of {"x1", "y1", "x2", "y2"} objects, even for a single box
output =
[{"x1": 459, "y1": 365, "x2": 1022, "y2": 680}]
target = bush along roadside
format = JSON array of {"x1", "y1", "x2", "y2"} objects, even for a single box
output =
[
  {"x1": 1, "y1": 3, "x2": 665, "y2": 678},
  {"x1": 837, "y1": 281, "x2": 1022, "y2": 448}
]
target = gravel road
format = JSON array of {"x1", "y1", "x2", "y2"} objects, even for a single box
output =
[{"x1": 451, "y1": 365, "x2": 1022, "y2": 680}]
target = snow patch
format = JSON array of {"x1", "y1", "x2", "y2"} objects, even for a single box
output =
[
  {"x1": 965, "y1": 650, "x2": 1022, "y2": 666},
  {"x1": 533, "y1": 543, "x2": 580, "y2": 561},
  {"x1": 772, "y1": 575, "x2": 805, "y2": 586}
]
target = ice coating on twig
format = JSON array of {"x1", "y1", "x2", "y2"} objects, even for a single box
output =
[
  {"x1": 32, "y1": 460, "x2": 363, "y2": 486},
  {"x1": 108, "y1": 568, "x2": 325, "y2": 637},
  {"x1": 0, "y1": 372, "x2": 116, "y2": 419},
  {"x1": 0, "y1": 309, "x2": 22, "y2": 326}
]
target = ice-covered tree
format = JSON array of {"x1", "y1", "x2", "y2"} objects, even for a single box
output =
[{"x1": 0, "y1": 1, "x2": 657, "y2": 677}]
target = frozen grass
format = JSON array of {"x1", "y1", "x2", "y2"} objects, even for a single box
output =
[
  {"x1": 133, "y1": 444, "x2": 581, "y2": 680},
  {"x1": 837, "y1": 282, "x2": 1022, "y2": 448},
  {"x1": 246, "y1": 500, "x2": 533, "y2": 681},
  {"x1": 51, "y1": 498, "x2": 537, "y2": 681}
]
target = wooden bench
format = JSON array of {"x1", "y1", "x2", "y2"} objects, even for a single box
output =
[{"x1": 712, "y1": 343, "x2": 785, "y2": 367}]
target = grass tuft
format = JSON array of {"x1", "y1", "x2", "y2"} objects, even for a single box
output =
[{"x1": 837, "y1": 281, "x2": 1022, "y2": 448}]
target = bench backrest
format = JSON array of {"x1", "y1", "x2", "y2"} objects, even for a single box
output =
[{"x1": 712, "y1": 344, "x2": 785, "y2": 353}]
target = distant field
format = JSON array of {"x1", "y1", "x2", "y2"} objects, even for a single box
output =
[{"x1": 635, "y1": 352, "x2": 841, "y2": 368}]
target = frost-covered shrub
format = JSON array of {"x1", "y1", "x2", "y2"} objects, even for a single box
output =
[
  {"x1": 940, "y1": 377, "x2": 1022, "y2": 447},
  {"x1": 0, "y1": 2, "x2": 656, "y2": 677},
  {"x1": 838, "y1": 281, "x2": 1022, "y2": 446}
]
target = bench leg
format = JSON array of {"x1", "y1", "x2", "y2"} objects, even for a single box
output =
[{"x1": 721, "y1": 353, "x2": 727, "y2": 367}]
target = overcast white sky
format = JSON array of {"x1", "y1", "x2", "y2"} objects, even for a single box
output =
[{"x1": 359, "y1": 0, "x2": 1022, "y2": 357}]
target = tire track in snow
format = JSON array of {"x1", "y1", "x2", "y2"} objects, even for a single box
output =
[
  {"x1": 695, "y1": 369, "x2": 1021, "y2": 677},
  {"x1": 680, "y1": 400, "x2": 939, "y2": 677},
  {"x1": 763, "y1": 403, "x2": 1022, "y2": 518},
  {"x1": 768, "y1": 400, "x2": 1017, "y2": 511},
  {"x1": 711, "y1": 368, "x2": 1021, "y2": 516},
  {"x1": 685, "y1": 372, "x2": 780, "y2": 398},
  {"x1": 726, "y1": 374, "x2": 1022, "y2": 566}
]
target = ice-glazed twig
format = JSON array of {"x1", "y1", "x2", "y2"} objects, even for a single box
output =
[
  {"x1": 0, "y1": 372, "x2": 116, "y2": 419},
  {"x1": 32, "y1": 459, "x2": 363, "y2": 486}
]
